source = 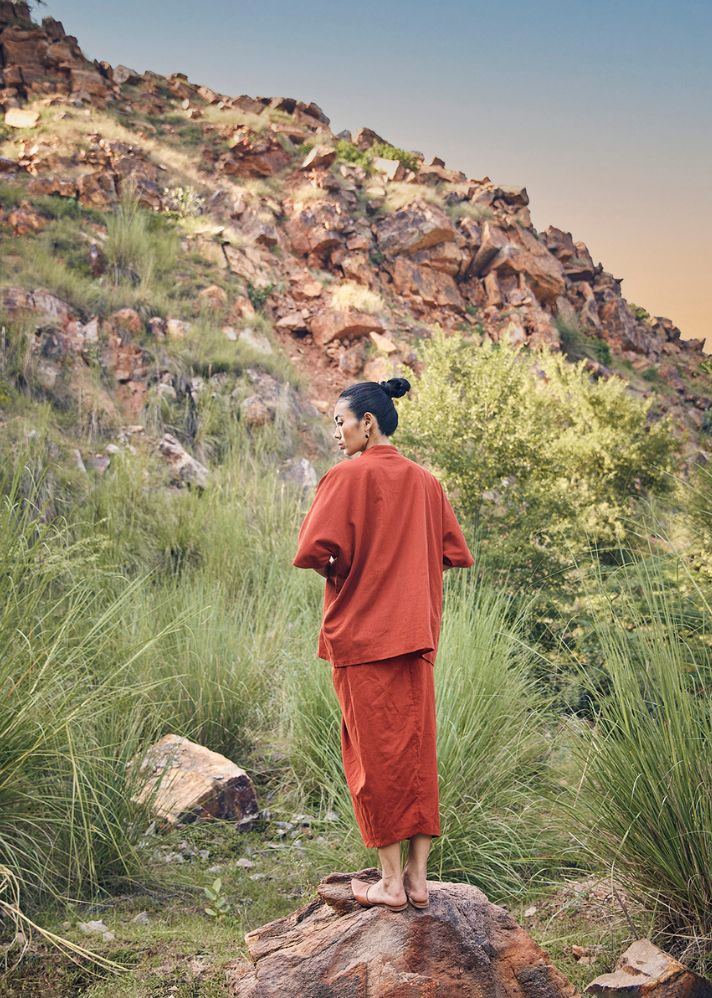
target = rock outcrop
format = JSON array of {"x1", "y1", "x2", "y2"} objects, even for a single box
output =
[{"x1": 226, "y1": 867, "x2": 580, "y2": 997}]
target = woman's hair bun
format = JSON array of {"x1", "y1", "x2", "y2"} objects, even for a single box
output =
[{"x1": 378, "y1": 377, "x2": 411, "y2": 400}]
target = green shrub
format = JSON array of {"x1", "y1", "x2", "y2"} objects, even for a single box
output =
[
  {"x1": 334, "y1": 139, "x2": 420, "y2": 174},
  {"x1": 629, "y1": 302, "x2": 651, "y2": 322},
  {"x1": 398, "y1": 330, "x2": 677, "y2": 587},
  {"x1": 246, "y1": 281, "x2": 275, "y2": 310}
]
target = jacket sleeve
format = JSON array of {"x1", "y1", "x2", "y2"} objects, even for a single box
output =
[
  {"x1": 441, "y1": 486, "x2": 475, "y2": 569},
  {"x1": 292, "y1": 468, "x2": 355, "y2": 579}
]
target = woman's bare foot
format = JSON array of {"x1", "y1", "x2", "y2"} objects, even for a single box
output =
[
  {"x1": 367, "y1": 876, "x2": 406, "y2": 907},
  {"x1": 351, "y1": 877, "x2": 408, "y2": 908},
  {"x1": 402, "y1": 862, "x2": 429, "y2": 904}
]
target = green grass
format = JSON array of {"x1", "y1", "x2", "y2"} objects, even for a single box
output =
[
  {"x1": 105, "y1": 190, "x2": 178, "y2": 290},
  {"x1": 555, "y1": 315, "x2": 612, "y2": 366},
  {"x1": 566, "y1": 555, "x2": 712, "y2": 964}
]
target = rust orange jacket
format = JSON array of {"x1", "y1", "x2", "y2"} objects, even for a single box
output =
[{"x1": 292, "y1": 443, "x2": 474, "y2": 667}]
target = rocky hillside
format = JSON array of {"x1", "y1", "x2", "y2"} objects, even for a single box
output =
[{"x1": 1, "y1": 0, "x2": 710, "y2": 476}]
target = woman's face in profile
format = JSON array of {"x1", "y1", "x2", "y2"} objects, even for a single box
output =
[{"x1": 333, "y1": 398, "x2": 369, "y2": 457}]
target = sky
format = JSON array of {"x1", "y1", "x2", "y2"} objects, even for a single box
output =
[{"x1": 39, "y1": 0, "x2": 712, "y2": 348}]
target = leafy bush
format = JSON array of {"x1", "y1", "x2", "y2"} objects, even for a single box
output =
[
  {"x1": 629, "y1": 302, "x2": 651, "y2": 322},
  {"x1": 334, "y1": 139, "x2": 419, "y2": 174},
  {"x1": 398, "y1": 330, "x2": 677, "y2": 587}
]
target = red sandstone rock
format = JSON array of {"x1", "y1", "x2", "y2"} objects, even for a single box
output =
[
  {"x1": 586, "y1": 939, "x2": 712, "y2": 997},
  {"x1": 217, "y1": 131, "x2": 292, "y2": 178},
  {"x1": 375, "y1": 202, "x2": 457, "y2": 257},
  {"x1": 309, "y1": 309, "x2": 385, "y2": 345},
  {"x1": 284, "y1": 201, "x2": 348, "y2": 259},
  {"x1": 226, "y1": 868, "x2": 580, "y2": 997},
  {"x1": 389, "y1": 256, "x2": 464, "y2": 311},
  {"x1": 300, "y1": 144, "x2": 336, "y2": 170},
  {"x1": 27, "y1": 175, "x2": 77, "y2": 197}
]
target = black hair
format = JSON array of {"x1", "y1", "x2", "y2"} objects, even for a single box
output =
[{"x1": 337, "y1": 377, "x2": 411, "y2": 436}]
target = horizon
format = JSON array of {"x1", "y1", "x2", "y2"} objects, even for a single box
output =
[{"x1": 36, "y1": 0, "x2": 712, "y2": 349}]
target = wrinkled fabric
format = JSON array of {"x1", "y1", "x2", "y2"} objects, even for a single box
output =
[
  {"x1": 331, "y1": 650, "x2": 440, "y2": 848},
  {"x1": 292, "y1": 444, "x2": 474, "y2": 667}
]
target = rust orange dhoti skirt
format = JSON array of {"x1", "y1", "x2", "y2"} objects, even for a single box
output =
[{"x1": 330, "y1": 649, "x2": 441, "y2": 849}]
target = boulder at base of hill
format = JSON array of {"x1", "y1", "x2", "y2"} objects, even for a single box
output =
[
  {"x1": 130, "y1": 734, "x2": 259, "y2": 829},
  {"x1": 225, "y1": 867, "x2": 580, "y2": 997},
  {"x1": 586, "y1": 939, "x2": 712, "y2": 997}
]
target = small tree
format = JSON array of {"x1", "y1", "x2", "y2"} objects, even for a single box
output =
[{"x1": 398, "y1": 329, "x2": 677, "y2": 587}]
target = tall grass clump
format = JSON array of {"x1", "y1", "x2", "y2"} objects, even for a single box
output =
[
  {"x1": 569, "y1": 556, "x2": 712, "y2": 962},
  {"x1": 0, "y1": 466, "x2": 181, "y2": 912},
  {"x1": 105, "y1": 188, "x2": 178, "y2": 289},
  {"x1": 70, "y1": 421, "x2": 317, "y2": 762},
  {"x1": 286, "y1": 571, "x2": 560, "y2": 900}
]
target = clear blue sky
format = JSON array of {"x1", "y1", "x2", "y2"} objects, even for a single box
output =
[{"x1": 40, "y1": 0, "x2": 712, "y2": 345}]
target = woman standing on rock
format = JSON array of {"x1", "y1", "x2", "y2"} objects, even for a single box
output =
[{"x1": 292, "y1": 378, "x2": 474, "y2": 911}]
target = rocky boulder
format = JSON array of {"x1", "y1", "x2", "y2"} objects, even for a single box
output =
[
  {"x1": 471, "y1": 222, "x2": 566, "y2": 304},
  {"x1": 375, "y1": 202, "x2": 457, "y2": 257},
  {"x1": 157, "y1": 433, "x2": 209, "y2": 488},
  {"x1": 215, "y1": 130, "x2": 292, "y2": 179},
  {"x1": 586, "y1": 939, "x2": 712, "y2": 997},
  {"x1": 389, "y1": 256, "x2": 464, "y2": 311},
  {"x1": 129, "y1": 734, "x2": 259, "y2": 829},
  {"x1": 284, "y1": 200, "x2": 350, "y2": 261},
  {"x1": 226, "y1": 867, "x2": 579, "y2": 997},
  {"x1": 309, "y1": 309, "x2": 385, "y2": 345}
]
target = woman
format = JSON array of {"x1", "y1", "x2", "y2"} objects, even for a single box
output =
[{"x1": 292, "y1": 377, "x2": 474, "y2": 912}]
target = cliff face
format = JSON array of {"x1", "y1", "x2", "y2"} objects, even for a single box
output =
[{"x1": 1, "y1": 1, "x2": 710, "y2": 459}]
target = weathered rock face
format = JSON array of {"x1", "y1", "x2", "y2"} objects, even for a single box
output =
[
  {"x1": 585, "y1": 939, "x2": 712, "y2": 998},
  {"x1": 471, "y1": 222, "x2": 566, "y2": 304},
  {"x1": 0, "y1": 6, "x2": 113, "y2": 107},
  {"x1": 309, "y1": 309, "x2": 385, "y2": 345},
  {"x1": 375, "y1": 203, "x2": 457, "y2": 257},
  {"x1": 284, "y1": 200, "x2": 350, "y2": 261},
  {"x1": 214, "y1": 130, "x2": 293, "y2": 179},
  {"x1": 389, "y1": 256, "x2": 464, "y2": 311},
  {"x1": 226, "y1": 868, "x2": 580, "y2": 997}
]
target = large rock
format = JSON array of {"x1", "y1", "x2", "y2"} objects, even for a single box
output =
[
  {"x1": 300, "y1": 144, "x2": 336, "y2": 170},
  {"x1": 157, "y1": 433, "x2": 209, "y2": 488},
  {"x1": 4, "y1": 107, "x2": 39, "y2": 128},
  {"x1": 226, "y1": 867, "x2": 579, "y2": 997},
  {"x1": 586, "y1": 939, "x2": 712, "y2": 997},
  {"x1": 309, "y1": 309, "x2": 385, "y2": 345},
  {"x1": 129, "y1": 734, "x2": 258, "y2": 829},
  {"x1": 284, "y1": 201, "x2": 349, "y2": 259},
  {"x1": 0, "y1": 287, "x2": 75, "y2": 324},
  {"x1": 543, "y1": 227, "x2": 597, "y2": 282},
  {"x1": 471, "y1": 223, "x2": 566, "y2": 304},
  {"x1": 375, "y1": 203, "x2": 457, "y2": 257},
  {"x1": 389, "y1": 256, "x2": 464, "y2": 311},
  {"x1": 216, "y1": 131, "x2": 292, "y2": 179}
]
